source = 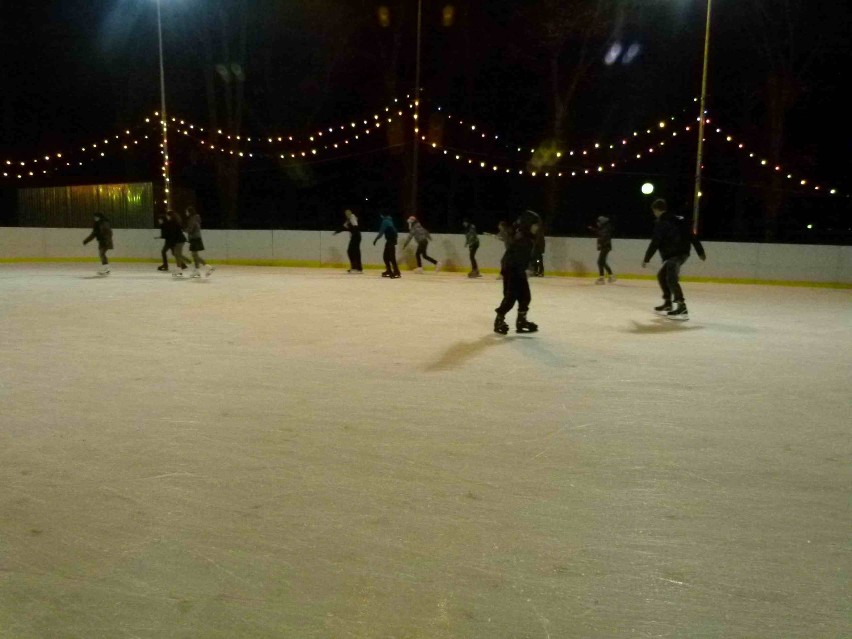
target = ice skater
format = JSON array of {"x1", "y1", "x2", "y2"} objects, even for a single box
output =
[
  {"x1": 333, "y1": 209, "x2": 362, "y2": 273},
  {"x1": 402, "y1": 216, "x2": 441, "y2": 273},
  {"x1": 494, "y1": 210, "x2": 540, "y2": 335},
  {"x1": 530, "y1": 221, "x2": 546, "y2": 277},
  {"x1": 184, "y1": 205, "x2": 214, "y2": 278},
  {"x1": 642, "y1": 198, "x2": 706, "y2": 320},
  {"x1": 158, "y1": 210, "x2": 191, "y2": 274},
  {"x1": 82, "y1": 212, "x2": 113, "y2": 276},
  {"x1": 462, "y1": 218, "x2": 481, "y2": 278},
  {"x1": 373, "y1": 213, "x2": 401, "y2": 278},
  {"x1": 590, "y1": 215, "x2": 615, "y2": 283}
]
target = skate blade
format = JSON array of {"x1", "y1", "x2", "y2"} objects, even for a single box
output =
[{"x1": 665, "y1": 314, "x2": 690, "y2": 322}]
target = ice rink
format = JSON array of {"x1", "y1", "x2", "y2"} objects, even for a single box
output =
[{"x1": 1, "y1": 262, "x2": 849, "y2": 638}]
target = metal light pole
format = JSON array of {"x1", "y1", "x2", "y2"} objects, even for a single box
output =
[
  {"x1": 156, "y1": 0, "x2": 172, "y2": 211},
  {"x1": 692, "y1": 0, "x2": 712, "y2": 235},
  {"x1": 410, "y1": 0, "x2": 423, "y2": 217}
]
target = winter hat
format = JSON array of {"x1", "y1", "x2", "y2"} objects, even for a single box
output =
[
  {"x1": 597, "y1": 215, "x2": 609, "y2": 223},
  {"x1": 407, "y1": 216, "x2": 417, "y2": 224}
]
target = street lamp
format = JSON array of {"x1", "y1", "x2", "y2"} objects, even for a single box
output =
[
  {"x1": 411, "y1": 0, "x2": 423, "y2": 217},
  {"x1": 156, "y1": 0, "x2": 171, "y2": 211},
  {"x1": 692, "y1": 0, "x2": 712, "y2": 235}
]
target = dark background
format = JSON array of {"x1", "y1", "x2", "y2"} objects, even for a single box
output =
[{"x1": 1, "y1": 0, "x2": 849, "y2": 243}]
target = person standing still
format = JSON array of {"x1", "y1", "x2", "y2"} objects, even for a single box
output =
[
  {"x1": 334, "y1": 209, "x2": 363, "y2": 273},
  {"x1": 591, "y1": 215, "x2": 615, "y2": 284}
]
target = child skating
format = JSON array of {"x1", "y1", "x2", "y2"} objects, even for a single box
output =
[
  {"x1": 402, "y1": 216, "x2": 441, "y2": 273},
  {"x1": 333, "y1": 209, "x2": 363, "y2": 273},
  {"x1": 82, "y1": 212, "x2": 113, "y2": 276},
  {"x1": 590, "y1": 215, "x2": 615, "y2": 283},
  {"x1": 642, "y1": 198, "x2": 706, "y2": 320},
  {"x1": 462, "y1": 218, "x2": 482, "y2": 278},
  {"x1": 184, "y1": 205, "x2": 214, "y2": 278},
  {"x1": 494, "y1": 210, "x2": 540, "y2": 335},
  {"x1": 374, "y1": 213, "x2": 401, "y2": 278}
]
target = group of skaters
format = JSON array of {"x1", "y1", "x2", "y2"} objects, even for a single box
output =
[
  {"x1": 82, "y1": 196, "x2": 706, "y2": 328},
  {"x1": 81, "y1": 206, "x2": 214, "y2": 278},
  {"x1": 333, "y1": 196, "x2": 706, "y2": 328},
  {"x1": 156, "y1": 207, "x2": 215, "y2": 278}
]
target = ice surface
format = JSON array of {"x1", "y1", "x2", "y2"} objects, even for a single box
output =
[{"x1": 0, "y1": 263, "x2": 849, "y2": 638}]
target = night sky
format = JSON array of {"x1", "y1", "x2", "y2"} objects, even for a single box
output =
[{"x1": 1, "y1": 0, "x2": 850, "y2": 243}]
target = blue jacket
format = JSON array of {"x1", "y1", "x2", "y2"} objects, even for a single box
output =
[{"x1": 375, "y1": 217, "x2": 398, "y2": 244}]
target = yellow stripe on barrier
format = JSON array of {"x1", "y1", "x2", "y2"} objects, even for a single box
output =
[{"x1": 0, "y1": 258, "x2": 849, "y2": 289}]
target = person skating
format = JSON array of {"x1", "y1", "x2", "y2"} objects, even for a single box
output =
[
  {"x1": 155, "y1": 213, "x2": 171, "y2": 271},
  {"x1": 333, "y1": 209, "x2": 363, "y2": 273},
  {"x1": 590, "y1": 215, "x2": 615, "y2": 284},
  {"x1": 82, "y1": 212, "x2": 113, "y2": 276},
  {"x1": 462, "y1": 218, "x2": 481, "y2": 278},
  {"x1": 184, "y1": 205, "x2": 214, "y2": 278},
  {"x1": 374, "y1": 213, "x2": 401, "y2": 278},
  {"x1": 402, "y1": 216, "x2": 441, "y2": 273},
  {"x1": 530, "y1": 221, "x2": 545, "y2": 277},
  {"x1": 494, "y1": 210, "x2": 540, "y2": 335},
  {"x1": 160, "y1": 210, "x2": 191, "y2": 275},
  {"x1": 642, "y1": 198, "x2": 706, "y2": 321}
]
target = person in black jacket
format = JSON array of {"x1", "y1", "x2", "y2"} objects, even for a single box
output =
[
  {"x1": 494, "y1": 210, "x2": 540, "y2": 334},
  {"x1": 642, "y1": 198, "x2": 706, "y2": 320},
  {"x1": 529, "y1": 222, "x2": 545, "y2": 277},
  {"x1": 590, "y1": 216, "x2": 615, "y2": 284},
  {"x1": 160, "y1": 210, "x2": 191, "y2": 275},
  {"x1": 82, "y1": 212, "x2": 113, "y2": 275},
  {"x1": 334, "y1": 209, "x2": 363, "y2": 273}
]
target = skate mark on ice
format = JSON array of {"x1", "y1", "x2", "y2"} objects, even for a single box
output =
[
  {"x1": 625, "y1": 319, "x2": 703, "y2": 334},
  {"x1": 423, "y1": 335, "x2": 505, "y2": 371},
  {"x1": 511, "y1": 337, "x2": 570, "y2": 369}
]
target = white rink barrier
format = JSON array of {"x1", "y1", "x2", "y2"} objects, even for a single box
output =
[{"x1": 1, "y1": 227, "x2": 850, "y2": 286}]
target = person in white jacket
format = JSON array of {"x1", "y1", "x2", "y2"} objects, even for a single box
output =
[{"x1": 402, "y1": 216, "x2": 441, "y2": 273}]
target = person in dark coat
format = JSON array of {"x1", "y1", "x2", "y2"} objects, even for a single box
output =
[
  {"x1": 334, "y1": 209, "x2": 363, "y2": 273},
  {"x1": 82, "y1": 212, "x2": 113, "y2": 275},
  {"x1": 373, "y1": 213, "x2": 401, "y2": 278},
  {"x1": 642, "y1": 198, "x2": 707, "y2": 320},
  {"x1": 590, "y1": 215, "x2": 615, "y2": 283},
  {"x1": 494, "y1": 210, "x2": 540, "y2": 334},
  {"x1": 158, "y1": 210, "x2": 190, "y2": 274},
  {"x1": 529, "y1": 222, "x2": 545, "y2": 277}
]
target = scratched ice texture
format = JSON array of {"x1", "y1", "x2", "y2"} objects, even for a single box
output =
[{"x1": 0, "y1": 263, "x2": 849, "y2": 638}]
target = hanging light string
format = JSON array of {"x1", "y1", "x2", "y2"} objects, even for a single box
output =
[
  {"x1": 704, "y1": 124, "x2": 844, "y2": 196},
  {"x1": 438, "y1": 108, "x2": 685, "y2": 162},
  {"x1": 164, "y1": 109, "x2": 408, "y2": 161},
  {"x1": 2, "y1": 129, "x2": 154, "y2": 182}
]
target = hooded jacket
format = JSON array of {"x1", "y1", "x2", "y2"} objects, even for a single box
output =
[
  {"x1": 403, "y1": 220, "x2": 431, "y2": 248},
  {"x1": 643, "y1": 211, "x2": 705, "y2": 262}
]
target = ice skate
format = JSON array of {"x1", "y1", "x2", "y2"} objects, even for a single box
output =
[
  {"x1": 205, "y1": 265, "x2": 215, "y2": 277},
  {"x1": 434, "y1": 261, "x2": 443, "y2": 273},
  {"x1": 607, "y1": 275, "x2": 617, "y2": 283},
  {"x1": 414, "y1": 267, "x2": 424, "y2": 274},
  {"x1": 493, "y1": 312, "x2": 509, "y2": 335},
  {"x1": 157, "y1": 264, "x2": 168, "y2": 272},
  {"x1": 516, "y1": 311, "x2": 538, "y2": 334},
  {"x1": 190, "y1": 269, "x2": 201, "y2": 278},
  {"x1": 391, "y1": 273, "x2": 401, "y2": 279},
  {"x1": 172, "y1": 271, "x2": 184, "y2": 278},
  {"x1": 467, "y1": 270, "x2": 482, "y2": 278},
  {"x1": 654, "y1": 301, "x2": 673, "y2": 314},
  {"x1": 97, "y1": 266, "x2": 110, "y2": 276},
  {"x1": 381, "y1": 271, "x2": 392, "y2": 278},
  {"x1": 595, "y1": 276, "x2": 606, "y2": 285},
  {"x1": 666, "y1": 303, "x2": 689, "y2": 321}
]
